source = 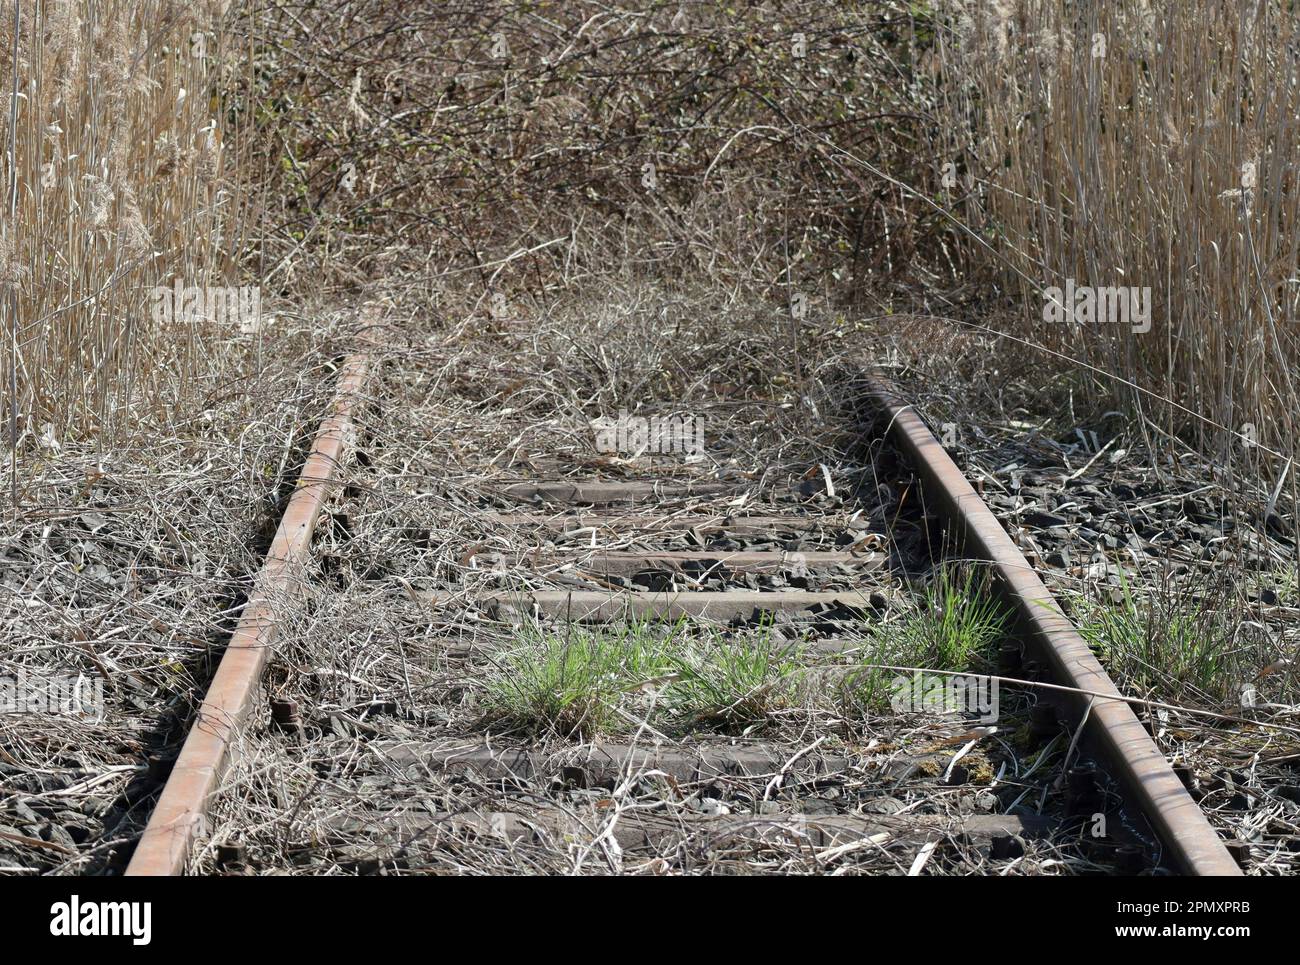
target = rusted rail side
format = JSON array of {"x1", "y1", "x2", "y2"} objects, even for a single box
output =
[
  {"x1": 125, "y1": 344, "x2": 376, "y2": 876},
  {"x1": 866, "y1": 377, "x2": 1242, "y2": 876}
]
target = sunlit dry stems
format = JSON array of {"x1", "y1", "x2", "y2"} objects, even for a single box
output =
[
  {"x1": 1, "y1": 0, "x2": 239, "y2": 439},
  {"x1": 6, "y1": 0, "x2": 21, "y2": 510},
  {"x1": 936, "y1": 0, "x2": 1300, "y2": 469}
]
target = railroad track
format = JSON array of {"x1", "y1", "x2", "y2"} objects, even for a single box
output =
[{"x1": 122, "y1": 328, "x2": 1242, "y2": 876}]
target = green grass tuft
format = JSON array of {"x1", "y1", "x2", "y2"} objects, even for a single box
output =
[
  {"x1": 838, "y1": 565, "x2": 1006, "y2": 719},
  {"x1": 481, "y1": 621, "x2": 677, "y2": 738},
  {"x1": 887, "y1": 566, "x2": 1007, "y2": 671},
  {"x1": 1075, "y1": 574, "x2": 1275, "y2": 707},
  {"x1": 482, "y1": 618, "x2": 809, "y2": 736},
  {"x1": 664, "y1": 625, "x2": 804, "y2": 732}
]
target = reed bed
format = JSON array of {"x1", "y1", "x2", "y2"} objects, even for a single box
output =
[
  {"x1": 0, "y1": 0, "x2": 243, "y2": 458},
  {"x1": 931, "y1": 0, "x2": 1300, "y2": 476}
]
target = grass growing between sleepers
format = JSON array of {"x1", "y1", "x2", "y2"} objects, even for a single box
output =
[
  {"x1": 481, "y1": 618, "x2": 805, "y2": 738},
  {"x1": 838, "y1": 566, "x2": 1007, "y2": 718},
  {"x1": 664, "y1": 626, "x2": 805, "y2": 733},
  {"x1": 481, "y1": 621, "x2": 676, "y2": 738}
]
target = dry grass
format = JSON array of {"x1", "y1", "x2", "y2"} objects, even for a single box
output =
[
  {"x1": 0, "y1": 304, "x2": 346, "y2": 873},
  {"x1": 7, "y1": 0, "x2": 1298, "y2": 492},
  {"x1": 930, "y1": 0, "x2": 1300, "y2": 480},
  {"x1": 0, "y1": 0, "x2": 247, "y2": 452}
]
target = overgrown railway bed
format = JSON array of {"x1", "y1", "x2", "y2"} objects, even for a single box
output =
[{"x1": 122, "y1": 317, "x2": 1241, "y2": 876}]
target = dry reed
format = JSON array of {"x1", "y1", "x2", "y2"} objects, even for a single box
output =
[
  {"x1": 931, "y1": 0, "x2": 1300, "y2": 480},
  {"x1": 0, "y1": 0, "x2": 243, "y2": 464}
]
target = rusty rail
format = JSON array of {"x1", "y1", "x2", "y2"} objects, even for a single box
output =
[
  {"x1": 866, "y1": 375, "x2": 1242, "y2": 876},
  {"x1": 124, "y1": 335, "x2": 378, "y2": 876}
]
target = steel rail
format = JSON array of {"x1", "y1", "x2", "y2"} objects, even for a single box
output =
[
  {"x1": 124, "y1": 334, "x2": 378, "y2": 876},
  {"x1": 865, "y1": 375, "x2": 1242, "y2": 876}
]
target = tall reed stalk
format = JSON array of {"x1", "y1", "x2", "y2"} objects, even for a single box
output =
[
  {"x1": 0, "y1": 0, "x2": 239, "y2": 471},
  {"x1": 931, "y1": 0, "x2": 1300, "y2": 481}
]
